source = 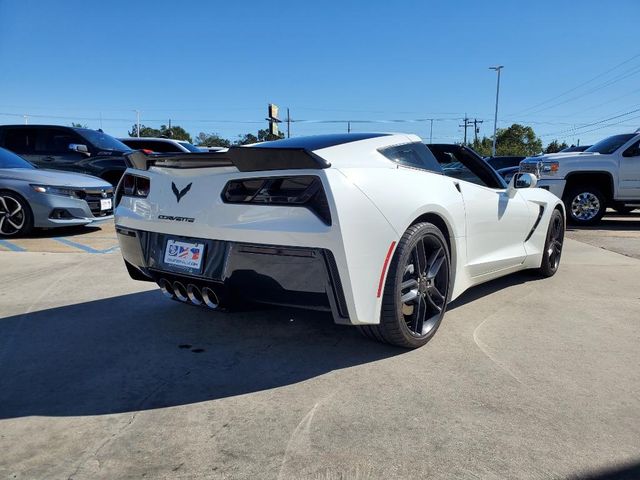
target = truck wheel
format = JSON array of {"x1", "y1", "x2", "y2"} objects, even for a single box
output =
[{"x1": 564, "y1": 186, "x2": 606, "y2": 226}]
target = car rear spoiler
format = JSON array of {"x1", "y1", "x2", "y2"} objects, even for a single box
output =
[{"x1": 125, "y1": 146, "x2": 331, "y2": 172}]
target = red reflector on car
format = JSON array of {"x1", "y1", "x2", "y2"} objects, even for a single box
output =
[{"x1": 377, "y1": 241, "x2": 396, "y2": 298}]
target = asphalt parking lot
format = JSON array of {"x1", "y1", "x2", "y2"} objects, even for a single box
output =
[{"x1": 1, "y1": 217, "x2": 639, "y2": 479}]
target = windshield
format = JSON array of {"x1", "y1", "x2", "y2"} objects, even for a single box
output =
[
  {"x1": 76, "y1": 129, "x2": 131, "y2": 152},
  {"x1": 585, "y1": 134, "x2": 635, "y2": 155},
  {"x1": 178, "y1": 141, "x2": 201, "y2": 153},
  {"x1": 0, "y1": 147, "x2": 35, "y2": 169}
]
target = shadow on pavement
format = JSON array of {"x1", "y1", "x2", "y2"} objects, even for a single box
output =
[
  {"x1": 0, "y1": 291, "x2": 401, "y2": 419},
  {"x1": 24, "y1": 224, "x2": 104, "y2": 238},
  {"x1": 568, "y1": 212, "x2": 640, "y2": 233},
  {"x1": 448, "y1": 270, "x2": 538, "y2": 310},
  {"x1": 568, "y1": 460, "x2": 640, "y2": 480}
]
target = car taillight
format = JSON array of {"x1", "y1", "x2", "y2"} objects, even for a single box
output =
[
  {"x1": 116, "y1": 173, "x2": 150, "y2": 206},
  {"x1": 222, "y1": 175, "x2": 331, "y2": 225}
]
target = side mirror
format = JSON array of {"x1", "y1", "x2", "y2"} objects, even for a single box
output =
[
  {"x1": 508, "y1": 172, "x2": 537, "y2": 193},
  {"x1": 69, "y1": 143, "x2": 90, "y2": 156}
]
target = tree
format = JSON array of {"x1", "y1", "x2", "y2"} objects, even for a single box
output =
[
  {"x1": 234, "y1": 129, "x2": 284, "y2": 145},
  {"x1": 127, "y1": 124, "x2": 193, "y2": 143},
  {"x1": 545, "y1": 139, "x2": 568, "y2": 154},
  {"x1": 471, "y1": 137, "x2": 494, "y2": 157},
  {"x1": 470, "y1": 124, "x2": 542, "y2": 157},
  {"x1": 257, "y1": 128, "x2": 284, "y2": 142},
  {"x1": 234, "y1": 133, "x2": 259, "y2": 145},
  {"x1": 71, "y1": 122, "x2": 88, "y2": 128},
  {"x1": 195, "y1": 132, "x2": 231, "y2": 148}
]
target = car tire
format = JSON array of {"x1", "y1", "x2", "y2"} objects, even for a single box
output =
[
  {"x1": 537, "y1": 209, "x2": 564, "y2": 278},
  {"x1": 359, "y1": 222, "x2": 451, "y2": 349},
  {"x1": 0, "y1": 190, "x2": 33, "y2": 238},
  {"x1": 563, "y1": 186, "x2": 606, "y2": 226}
]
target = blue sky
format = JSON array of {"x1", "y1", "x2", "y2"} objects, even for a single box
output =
[{"x1": 1, "y1": 0, "x2": 638, "y2": 146}]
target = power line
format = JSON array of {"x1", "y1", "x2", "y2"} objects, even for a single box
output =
[
  {"x1": 512, "y1": 52, "x2": 640, "y2": 116},
  {"x1": 540, "y1": 106, "x2": 640, "y2": 138}
]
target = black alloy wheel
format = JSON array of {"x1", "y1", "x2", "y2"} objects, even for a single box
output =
[{"x1": 360, "y1": 222, "x2": 450, "y2": 349}]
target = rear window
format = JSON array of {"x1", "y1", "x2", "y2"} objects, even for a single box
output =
[
  {"x1": 178, "y1": 141, "x2": 201, "y2": 153},
  {"x1": 379, "y1": 142, "x2": 442, "y2": 174}
]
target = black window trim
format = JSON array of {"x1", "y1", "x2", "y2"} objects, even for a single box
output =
[{"x1": 378, "y1": 142, "x2": 444, "y2": 175}]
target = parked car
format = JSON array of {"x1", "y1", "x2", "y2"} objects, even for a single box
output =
[
  {"x1": 0, "y1": 125, "x2": 130, "y2": 186},
  {"x1": 114, "y1": 133, "x2": 564, "y2": 349},
  {"x1": 485, "y1": 155, "x2": 525, "y2": 182},
  {"x1": 559, "y1": 145, "x2": 591, "y2": 153},
  {"x1": 0, "y1": 146, "x2": 114, "y2": 237},
  {"x1": 520, "y1": 131, "x2": 640, "y2": 224},
  {"x1": 119, "y1": 137, "x2": 201, "y2": 154}
]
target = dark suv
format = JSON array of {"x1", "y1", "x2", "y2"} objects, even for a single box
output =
[{"x1": 0, "y1": 125, "x2": 131, "y2": 185}]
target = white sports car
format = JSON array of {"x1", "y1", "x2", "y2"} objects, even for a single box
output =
[{"x1": 115, "y1": 133, "x2": 565, "y2": 348}]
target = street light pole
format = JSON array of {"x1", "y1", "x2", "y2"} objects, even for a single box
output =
[
  {"x1": 489, "y1": 65, "x2": 503, "y2": 157},
  {"x1": 134, "y1": 110, "x2": 141, "y2": 137}
]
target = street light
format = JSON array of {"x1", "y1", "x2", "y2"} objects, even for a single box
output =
[{"x1": 489, "y1": 65, "x2": 503, "y2": 157}]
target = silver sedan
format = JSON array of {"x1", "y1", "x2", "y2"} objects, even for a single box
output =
[{"x1": 0, "y1": 147, "x2": 114, "y2": 237}]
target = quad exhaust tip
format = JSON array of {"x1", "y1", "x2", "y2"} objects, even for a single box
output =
[
  {"x1": 158, "y1": 278, "x2": 174, "y2": 299},
  {"x1": 201, "y1": 286, "x2": 220, "y2": 310},
  {"x1": 172, "y1": 281, "x2": 188, "y2": 302},
  {"x1": 159, "y1": 278, "x2": 219, "y2": 309},
  {"x1": 187, "y1": 284, "x2": 203, "y2": 306}
]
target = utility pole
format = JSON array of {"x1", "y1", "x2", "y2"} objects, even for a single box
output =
[
  {"x1": 459, "y1": 114, "x2": 473, "y2": 144},
  {"x1": 134, "y1": 110, "x2": 141, "y2": 137},
  {"x1": 286, "y1": 108, "x2": 291, "y2": 138},
  {"x1": 347, "y1": 121, "x2": 351, "y2": 133},
  {"x1": 429, "y1": 119, "x2": 433, "y2": 143},
  {"x1": 472, "y1": 118, "x2": 484, "y2": 144},
  {"x1": 23, "y1": 114, "x2": 28, "y2": 125},
  {"x1": 490, "y1": 65, "x2": 504, "y2": 157}
]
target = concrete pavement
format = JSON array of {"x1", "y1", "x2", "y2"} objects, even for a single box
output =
[{"x1": 0, "y1": 238, "x2": 639, "y2": 479}]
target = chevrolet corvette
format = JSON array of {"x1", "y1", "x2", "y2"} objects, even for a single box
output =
[{"x1": 115, "y1": 133, "x2": 565, "y2": 348}]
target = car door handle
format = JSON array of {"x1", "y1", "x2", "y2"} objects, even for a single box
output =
[
  {"x1": 453, "y1": 181, "x2": 461, "y2": 193},
  {"x1": 43, "y1": 156, "x2": 55, "y2": 161}
]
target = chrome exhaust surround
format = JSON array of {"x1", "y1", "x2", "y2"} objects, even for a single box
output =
[
  {"x1": 158, "y1": 278, "x2": 175, "y2": 298},
  {"x1": 172, "y1": 281, "x2": 188, "y2": 302},
  {"x1": 201, "y1": 287, "x2": 220, "y2": 310},
  {"x1": 187, "y1": 284, "x2": 204, "y2": 306}
]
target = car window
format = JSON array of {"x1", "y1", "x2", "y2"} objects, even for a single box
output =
[
  {"x1": 437, "y1": 151, "x2": 488, "y2": 186},
  {"x1": 124, "y1": 140, "x2": 182, "y2": 153},
  {"x1": 0, "y1": 147, "x2": 35, "y2": 168},
  {"x1": 37, "y1": 128, "x2": 84, "y2": 154},
  {"x1": 622, "y1": 140, "x2": 640, "y2": 157},
  {"x1": 76, "y1": 129, "x2": 129, "y2": 152},
  {"x1": 178, "y1": 141, "x2": 201, "y2": 153},
  {"x1": 378, "y1": 142, "x2": 442, "y2": 173},
  {"x1": 3, "y1": 128, "x2": 37, "y2": 154}
]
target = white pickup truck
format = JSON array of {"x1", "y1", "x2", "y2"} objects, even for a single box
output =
[{"x1": 519, "y1": 132, "x2": 640, "y2": 225}]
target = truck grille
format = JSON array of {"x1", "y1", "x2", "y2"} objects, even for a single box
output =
[{"x1": 519, "y1": 162, "x2": 539, "y2": 175}]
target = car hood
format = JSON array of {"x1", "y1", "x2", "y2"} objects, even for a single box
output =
[
  {"x1": 0, "y1": 168, "x2": 112, "y2": 188},
  {"x1": 521, "y1": 152, "x2": 599, "y2": 163}
]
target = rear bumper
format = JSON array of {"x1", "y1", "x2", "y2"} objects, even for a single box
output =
[{"x1": 116, "y1": 226, "x2": 350, "y2": 323}]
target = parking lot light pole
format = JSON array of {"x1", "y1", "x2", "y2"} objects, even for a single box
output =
[
  {"x1": 489, "y1": 65, "x2": 503, "y2": 157},
  {"x1": 134, "y1": 110, "x2": 141, "y2": 137}
]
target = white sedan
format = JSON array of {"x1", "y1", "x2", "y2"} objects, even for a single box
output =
[{"x1": 114, "y1": 133, "x2": 565, "y2": 348}]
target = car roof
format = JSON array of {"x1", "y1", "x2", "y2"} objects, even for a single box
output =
[{"x1": 119, "y1": 137, "x2": 188, "y2": 143}]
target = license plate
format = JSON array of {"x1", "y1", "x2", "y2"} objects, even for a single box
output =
[
  {"x1": 164, "y1": 239, "x2": 205, "y2": 270},
  {"x1": 100, "y1": 198, "x2": 112, "y2": 210}
]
